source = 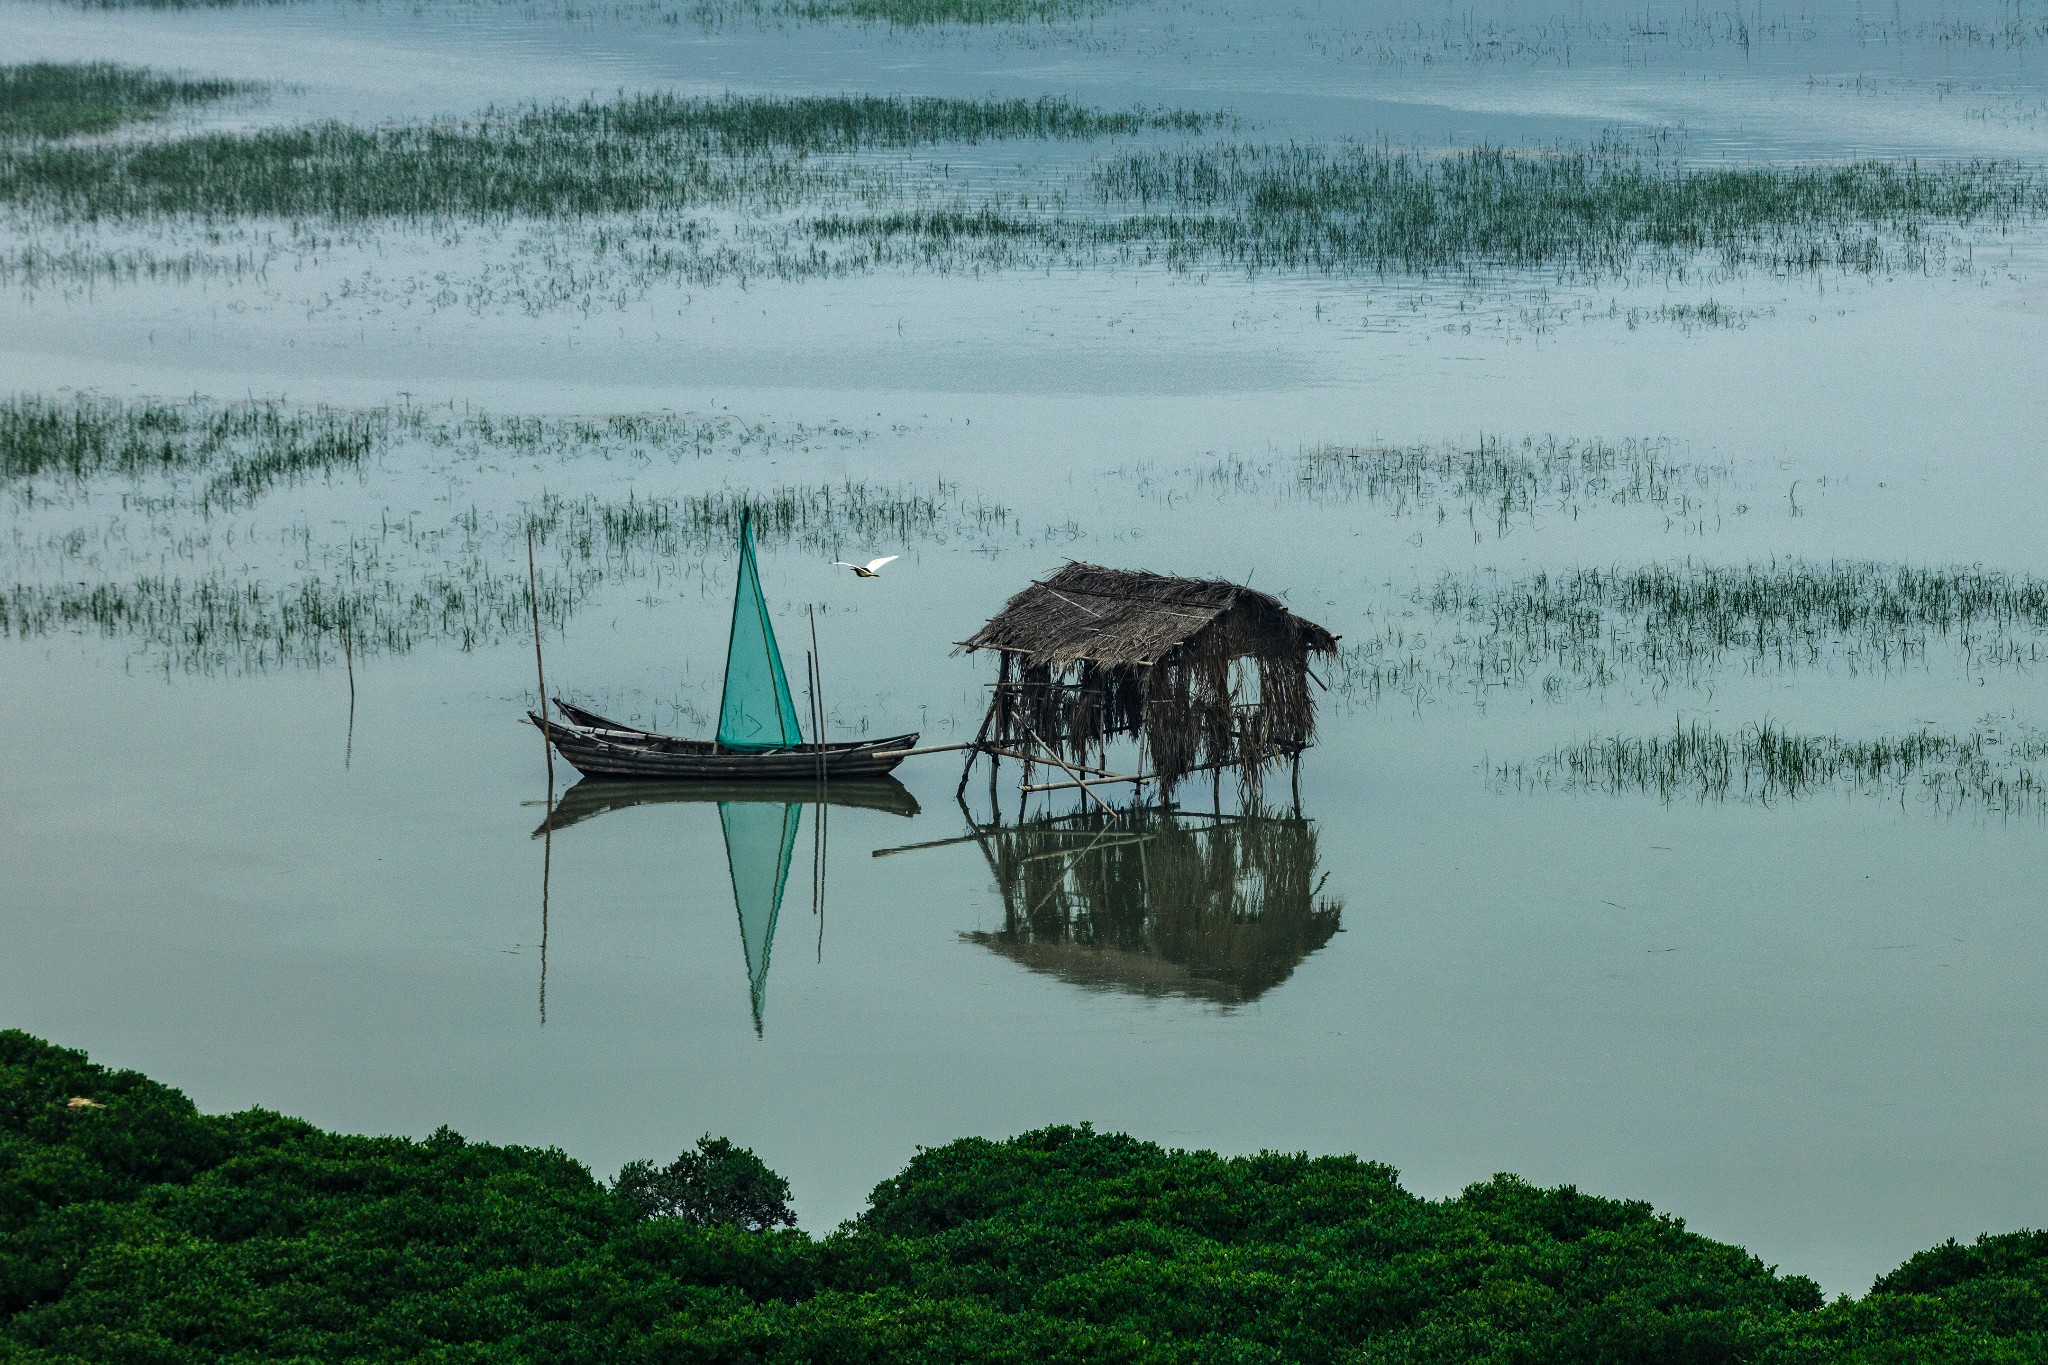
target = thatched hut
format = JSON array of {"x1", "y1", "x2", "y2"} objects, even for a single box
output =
[{"x1": 958, "y1": 563, "x2": 1338, "y2": 798}]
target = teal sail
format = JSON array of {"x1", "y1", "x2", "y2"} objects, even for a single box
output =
[
  {"x1": 716, "y1": 512, "x2": 805, "y2": 752},
  {"x1": 720, "y1": 799, "x2": 803, "y2": 1036}
]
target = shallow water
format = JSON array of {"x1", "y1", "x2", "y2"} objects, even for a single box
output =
[{"x1": 4, "y1": 0, "x2": 2048, "y2": 1298}]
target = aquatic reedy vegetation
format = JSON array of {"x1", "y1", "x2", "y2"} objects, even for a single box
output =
[
  {"x1": 0, "y1": 94, "x2": 1208, "y2": 223},
  {"x1": 1167, "y1": 436, "x2": 1731, "y2": 533},
  {"x1": 0, "y1": 474, "x2": 987, "y2": 673},
  {"x1": 0, "y1": 562, "x2": 599, "y2": 672},
  {"x1": 59, "y1": 0, "x2": 1119, "y2": 21},
  {"x1": 731, "y1": 0, "x2": 1110, "y2": 22},
  {"x1": 807, "y1": 137, "x2": 2048, "y2": 280},
  {"x1": 0, "y1": 395, "x2": 858, "y2": 511},
  {"x1": 525, "y1": 480, "x2": 1007, "y2": 570},
  {"x1": 1331, "y1": 560, "x2": 2048, "y2": 708},
  {"x1": 10, "y1": 114, "x2": 2041, "y2": 303},
  {"x1": 1433, "y1": 560, "x2": 2048, "y2": 674},
  {"x1": 1087, "y1": 140, "x2": 2048, "y2": 275},
  {"x1": 0, "y1": 63, "x2": 249, "y2": 142},
  {"x1": 0, "y1": 392, "x2": 1009, "y2": 672},
  {"x1": 1498, "y1": 716, "x2": 2048, "y2": 815},
  {"x1": 1, "y1": 395, "x2": 381, "y2": 509}
]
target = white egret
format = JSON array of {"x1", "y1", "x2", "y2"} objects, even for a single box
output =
[{"x1": 832, "y1": 555, "x2": 900, "y2": 579}]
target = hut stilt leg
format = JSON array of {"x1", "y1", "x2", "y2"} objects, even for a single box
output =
[{"x1": 957, "y1": 697, "x2": 998, "y2": 799}]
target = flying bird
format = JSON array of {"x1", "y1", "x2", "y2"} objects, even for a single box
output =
[{"x1": 833, "y1": 555, "x2": 899, "y2": 579}]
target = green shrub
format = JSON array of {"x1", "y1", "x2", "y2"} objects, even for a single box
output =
[{"x1": 1, "y1": 1030, "x2": 2042, "y2": 1362}]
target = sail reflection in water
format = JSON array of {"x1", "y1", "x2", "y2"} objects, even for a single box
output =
[
  {"x1": 961, "y1": 810, "x2": 1343, "y2": 1005},
  {"x1": 532, "y1": 778, "x2": 920, "y2": 1034},
  {"x1": 719, "y1": 800, "x2": 801, "y2": 1034}
]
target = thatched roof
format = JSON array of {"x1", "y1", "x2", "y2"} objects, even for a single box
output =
[{"x1": 960, "y1": 563, "x2": 1337, "y2": 670}]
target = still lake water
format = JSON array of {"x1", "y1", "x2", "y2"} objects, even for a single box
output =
[{"x1": 4, "y1": 0, "x2": 2048, "y2": 1296}]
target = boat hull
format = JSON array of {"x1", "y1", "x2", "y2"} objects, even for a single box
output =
[{"x1": 531, "y1": 702, "x2": 916, "y2": 782}]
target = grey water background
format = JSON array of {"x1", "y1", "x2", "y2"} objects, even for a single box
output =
[{"x1": 4, "y1": 0, "x2": 2048, "y2": 1296}]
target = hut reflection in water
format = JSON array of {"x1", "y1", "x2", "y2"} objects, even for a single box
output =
[{"x1": 961, "y1": 809, "x2": 1343, "y2": 1005}]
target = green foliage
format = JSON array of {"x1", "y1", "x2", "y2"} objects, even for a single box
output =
[
  {"x1": 0, "y1": 62, "x2": 248, "y2": 141},
  {"x1": 614, "y1": 1135, "x2": 798, "y2": 1230},
  {"x1": 2, "y1": 1031, "x2": 2043, "y2": 1362}
]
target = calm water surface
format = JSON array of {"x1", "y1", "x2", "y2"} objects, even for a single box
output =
[{"x1": 3, "y1": 0, "x2": 2047, "y2": 1297}]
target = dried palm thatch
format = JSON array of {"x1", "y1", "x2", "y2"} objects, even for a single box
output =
[
  {"x1": 961, "y1": 809, "x2": 1343, "y2": 1004},
  {"x1": 959, "y1": 563, "x2": 1337, "y2": 792}
]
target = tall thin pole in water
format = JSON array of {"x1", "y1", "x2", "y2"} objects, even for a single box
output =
[
  {"x1": 341, "y1": 620, "x2": 355, "y2": 770},
  {"x1": 526, "y1": 528, "x2": 555, "y2": 795},
  {"x1": 539, "y1": 821, "x2": 551, "y2": 1027},
  {"x1": 805, "y1": 648, "x2": 821, "y2": 922},
  {"x1": 808, "y1": 605, "x2": 829, "y2": 959},
  {"x1": 528, "y1": 526, "x2": 556, "y2": 1026}
]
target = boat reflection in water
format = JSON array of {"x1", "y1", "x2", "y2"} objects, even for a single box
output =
[
  {"x1": 532, "y1": 777, "x2": 919, "y2": 1033},
  {"x1": 960, "y1": 809, "x2": 1343, "y2": 1006}
]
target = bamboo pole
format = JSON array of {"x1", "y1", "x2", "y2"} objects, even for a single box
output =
[
  {"x1": 341, "y1": 620, "x2": 355, "y2": 771},
  {"x1": 1023, "y1": 723, "x2": 1118, "y2": 821},
  {"x1": 1021, "y1": 750, "x2": 1261, "y2": 795},
  {"x1": 526, "y1": 529, "x2": 554, "y2": 795}
]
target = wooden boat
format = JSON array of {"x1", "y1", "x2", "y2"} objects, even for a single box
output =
[
  {"x1": 530, "y1": 701, "x2": 917, "y2": 783},
  {"x1": 528, "y1": 510, "x2": 917, "y2": 782}
]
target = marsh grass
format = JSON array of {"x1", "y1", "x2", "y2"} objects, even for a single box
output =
[
  {"x1": 0, "y1": 394, "x2": 1007, "y2": 671},
  {"x1": 1332, "y1": 561, "x2": 2048, "y2": 708},
  {"x1": 1433, "y1": 561, "x2": 2048, "y2": 675},
  {"x1": 1, "y1": 395, "x2": 380, "y2": 508},
  {"x1": 0, "y1": 473, "x2": 980, "y2": 671},
  {"x1": 11, "y1": 112, "x2": 2037, "y2": 296},
  {"x1": 767, "y1": 0, "x2": 1107, "y2": 21},
  {"x1": 0, "y1": 94, "x2": 1207, "y2": 223},
  {"x1": 813, "y1": 139, "x2": 2048, "y2": 279},
  {"x1": 0, "y1": 395, "x2": 857, "y2": 511},
  {"x1": 0, "y1": 63, "x2": 249, "y2": 142},
  {"x1": 1091, "y1": 140, "x2": 2048, "y2": 274},
  {"x1": 62, "y1": 0, "x2": 1120, "y2": 20},
  {"x1": 1175, "y1": 436, "x2": 1729, "y2": 531},
  {"x1": 1499, "y1": 717, "x2": 2048, "y2": 814}
]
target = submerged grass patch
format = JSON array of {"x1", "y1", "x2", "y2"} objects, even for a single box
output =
[
  {"x1": 1169, "y1": 435, "x2": 1731, "y2": 533},
  {"x1": 812, "y1": 138, "x2": 2048, "y2": 278},
  {"x1": 1433, "y1": 560, "x2": 2048, "y2": 674},
  {"x1": 773, "y1": 0, "x2": 1107, "y2": 20},
  {"x1": 61, "y1": 0, "x2": 1121, "y2": 21},
  {"x1": 0, "y1": 396, "x2": 1015, "y2": 673},
  {"x1": 1, "y1": 395, "x2": 380, "y2": 508},
  {"x1": 0, "y1": 63, "x2": 249, "y2": 142},
  {"x1": 1333, "y1": 560, "x2": 2048, "y2": 708},
  {"x1": 9, "y1": 110, "x2": 2039, "y2": 298},
  {"x1": 1499, "y1": 716, "x2": 2048, "y2": 814},
  {"x1": 0, "y1": 94, "x2": 1207, "y2": 223},
  {"x1": 0, "y1": 395, "x2": 855, "y2": 510},
  {"x1": 0, "y1": 475, "x2": 989, "y2": 672}
]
